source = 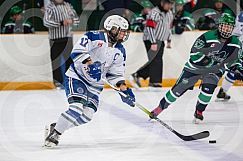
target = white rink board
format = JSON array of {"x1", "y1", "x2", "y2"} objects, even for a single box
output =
[{"x1": 0, "y1": 31, "x2": 205, "y2": 82}]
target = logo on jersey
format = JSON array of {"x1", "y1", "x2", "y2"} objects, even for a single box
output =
[
  {"x1": 208, "y1": 50, "x2": 229, "y2": 63},
  {"x1": 113, "y1": 53, "x2": 120, "y2": 61},
  {"x1": 182, "y1": 78, "x2": 189, "y2": 84},
  {"x1": 77, "y1": 87, "x2": 84, "y2": 94},
  {"x1": 194, "y1": 39, "x2": 205, "y2": 49}
]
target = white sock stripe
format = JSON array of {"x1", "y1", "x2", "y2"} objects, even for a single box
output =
[
  {"x1": 79, "y1": 114, "x2": 90, "y2": 123},
  {"x1": 61, "y1": 113, "x2": 79, "y2": 126},
  {"x1": 88, "y1": 99, "x2": 98, "y2": 107},
  {"x1": 169, "y1": 90, "x2": 178, "y2": 99},
  {"x1": 69, "y1": 103, "x2": 83, "y2": 110},
  {"x1": 62, "y1": 112, "x2": 78, "y2": 122},
  {"x1": 165, "y1": 95, "x2": 173, "y2": 104},
  {"x1": 69, "y1": 105, "x2": 83, "y2": 114},
  {"x1": 225, "y1": 76, "x2": 235, "y2": 83},
  {"x1": 200, "y1": 91, "x2": 213, "y2": 97},
  {"x1": 81, "y1": 113, "x2": 92, "y2": 122},
  {"x1": 198, "y1": 99, "x2": 208, "y2": 105}
]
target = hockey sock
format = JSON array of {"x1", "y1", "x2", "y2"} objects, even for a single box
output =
[
  {"x1": 55, "y1": 103, "x2": 94, "y2": 134},
  {"x1": 160, "y1": 90, "x2": 178, "y2": 109},
  {"x1": 222, "y1": 72, "x2": 235, "y2": 92},
  {"x1": 196, "y1": 84, "x2": 216, "y2": 112}
]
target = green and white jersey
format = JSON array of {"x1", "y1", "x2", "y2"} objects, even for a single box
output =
[
  {"x1": 184, "y1": 30, "x2": 242, "y2": 74},
  {"x1": 2, "y1": 19, "x2": 34, "y2": 34},
  {"x1": 130, "y1": 13, "x2": 145, "y2": 32},
  {"x1": 181, "y1": 11, "x2": 195, "y2": 31}
]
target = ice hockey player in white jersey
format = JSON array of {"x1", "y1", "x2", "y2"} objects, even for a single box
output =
[
  {"x1": 216, "y1": 12, "x2": 243, "y2": 101},
  {"x1": 44, "y1": 15, "x2": 136, "y2": 147}
]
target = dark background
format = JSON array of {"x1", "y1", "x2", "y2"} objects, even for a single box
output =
[{"x1": 0, "y1": 0, "x2": 242, "y2": 31}]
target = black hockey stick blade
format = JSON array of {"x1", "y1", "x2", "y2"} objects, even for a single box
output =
[
  {"x1": 155, "y1": 118, "x2": 210, "y2": 141},
  {"x1": 174, "y1": 130, "x2": 210, "y2": 141}
]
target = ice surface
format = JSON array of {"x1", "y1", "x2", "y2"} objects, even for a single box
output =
[{"x1": 0, "y1": 87, "x2": 243, "y2": 161}]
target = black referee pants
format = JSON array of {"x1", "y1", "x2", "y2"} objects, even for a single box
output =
[
  {"x1": 50, "y1": 37, "x2": 73, "y2": 85},
  {"x1": 136, "y1": 40, "x2": 165, "y2": 84}
]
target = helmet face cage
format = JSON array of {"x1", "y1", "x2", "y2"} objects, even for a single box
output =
[
  {"x1": 218, "y1": 14, "x2": 235, "y2": 39},
  {"x1": 218, "y1": 22, "x2": 234, "y2": 38}
]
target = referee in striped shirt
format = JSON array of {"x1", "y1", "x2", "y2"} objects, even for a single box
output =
[
  {"x1": 132, "y1": 0, "x2": 174, "y2": 88},
  {"x1": 44, "y1": 0, "x2": 79, "y2": 88}
]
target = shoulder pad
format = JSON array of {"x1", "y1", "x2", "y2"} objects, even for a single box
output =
[
  {"x1": 229, "y1": 36, "x2": 242, "y2": 47},
  {"x1": 203, "y1": 30, "x2": 219, "y2": 42},
  {"x1": 115, "y1": 43, "x2": 126, "y2": 60},
  {"x1": 85, "y1": 31, "x2": 106, "y2": 42},
  {"x1": 23, "y1": 21, "x2": 32, "y2": 27}
]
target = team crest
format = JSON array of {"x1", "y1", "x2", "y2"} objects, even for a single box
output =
[
  {"x1": 182, "y1": 78, "x2": 189, "y2": 84},
  {"x1": 194, "y1": 39, "x2": 205, "y2": 49},
  {"x1": 77, "y1": 87, "x2": 84, "y2": 94},
  {"x1": 208, "y1": 50, "x2": 229, "y2": 63}
]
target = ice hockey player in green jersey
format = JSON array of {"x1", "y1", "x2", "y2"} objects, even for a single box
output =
[
  {"x1": 2, "y1": 6, "x2": 34, "y2": 34},
  {"x1": 150, "y1": 14, "x2": 242, "y2": 123},
  {"x1": 173, "y1": 0, "x2": 195, "y2": 34},
  {"x1": 130, "y1": 0, "x2": 153, "y2": 32}
]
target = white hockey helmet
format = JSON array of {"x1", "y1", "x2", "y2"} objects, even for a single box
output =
[{"x1": 104, "y1": 15, "x2": 130, "y2": 43}]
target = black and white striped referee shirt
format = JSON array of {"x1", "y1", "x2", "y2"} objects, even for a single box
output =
[
  {"x1": 143, "y1": 6, "x2": 173, "y2": 43},
  {"x1": 43, "y1": 1, "x2": 79, "y2": 40}
]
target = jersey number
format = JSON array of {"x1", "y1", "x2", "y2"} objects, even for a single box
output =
[{"x1": 80, "y1": 38, "x2": 88, "y2": 47}]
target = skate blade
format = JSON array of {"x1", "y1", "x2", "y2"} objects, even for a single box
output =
[
  {"x1": 192, "y1": 118, "x2": 203, "y2": 124},
  {"x1": 43, "y1": 125, "x2": 50, "y2": 147},
  {"x1": 215, "y1": 98, "x2": 230, "y2": 102},
  {"x1": 43, "y1": 141, "x2": 57, "y2": 148},
  {"x1": 148, "y1": 87, "x2": 163, "y2": 92}
]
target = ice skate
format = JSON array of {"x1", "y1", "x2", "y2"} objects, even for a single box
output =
[
  {"x1": 44, "y1": 123, "x2": 61, "y2": 148},
  {"x1": 130, "y1": 73, "x2": 142, "y2": 88},
  {"x1": 216, "y1": 88, "x2": 231, "y2": 102},
  {"x1": 193, "y1": 110, "x2": 204, "y2": 124}
]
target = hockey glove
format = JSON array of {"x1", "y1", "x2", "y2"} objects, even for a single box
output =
[
  {"x1": 119, "y1": 88, "x2": 135, "y2": 107},
  {"x1": 87, "y1": 61, "x2": 102, "y2": 81}
]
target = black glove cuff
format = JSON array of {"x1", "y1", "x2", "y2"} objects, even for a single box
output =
[
  {"x1": 82, "y1": 57, "x2": 91, "y2": 64},
  {"x1": 116, "y1": 80, "x2": 126, "y2": 87}
]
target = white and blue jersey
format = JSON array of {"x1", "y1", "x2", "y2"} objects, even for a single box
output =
[
  {"x1": 64, "y1": 31, "x2": 126, "y2": 111},
  {"x1": 226, "y1": 12, "x2": 243, "y2": 83},
  {"x1": 233, "y1": 12, "x2": 243, "y2": 42}
]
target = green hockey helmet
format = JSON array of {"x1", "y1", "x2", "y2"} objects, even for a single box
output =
[
  {"x1": 10, "y1": 6, "x2": 22, "y2": 16},
  {"x1": 203, "y1": 9, "x2": 216, "y2": 16},
  {"x1": 161, "y1": 0, "x2": 175, "y2": 3},
  {"x1": 175, "y1": 0, "x2": 185, "y2": 5},
  {"x1": 141, "y1": 0, "x2": 153, "y2": 8},
  {"x1": 218, "y1": 14, "x2": 235, "y2": 38},
  {"x1": 214, "y1": 0, "x2": 224, "y2": 2}
]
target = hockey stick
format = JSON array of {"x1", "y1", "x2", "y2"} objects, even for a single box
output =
[{"x1": 103, "y1": 79, "x2": 210, "y2": 141}]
